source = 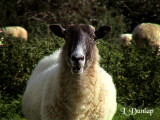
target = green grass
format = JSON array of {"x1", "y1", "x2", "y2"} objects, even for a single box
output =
[{"x1": 1, "y1": 96, "x2": 160, "y2": 120}]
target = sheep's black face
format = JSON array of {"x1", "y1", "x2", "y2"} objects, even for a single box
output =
[
  {"x1": 64, "y1": 24, "x2": 96, "y2": 75},
  {"x1": 49, "y1": 24, "x2": 111, "y2": 75}
]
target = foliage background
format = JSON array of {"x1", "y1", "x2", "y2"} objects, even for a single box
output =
[{"x1": 0, "y1": 0, "x2": 160, "y2": 119}]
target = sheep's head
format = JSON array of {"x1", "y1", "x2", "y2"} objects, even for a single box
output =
[{"x1": 49, "y1": 24, "x2": 111, "y2": 75}]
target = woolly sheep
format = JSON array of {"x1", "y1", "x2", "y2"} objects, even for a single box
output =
[
  {"x1": 0, "y1": 26, "x2": 28, "y2": 40},
  {"x1": 119, "y1": 33, "x2": 132, "y2": 46},
  {"x1": 132, "y1": 23, "x2": 160, "y2": 53},
  {"x1": 22, "y1": 24, "x2": 117, "y2": 120}
]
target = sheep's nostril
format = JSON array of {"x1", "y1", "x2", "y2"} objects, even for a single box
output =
[
  {"x1": 79, "y1": 56, "x2": 84, "y2": 60},
  {"x1": 71, "y1": 55, "x2": 84, "y2": 61}
]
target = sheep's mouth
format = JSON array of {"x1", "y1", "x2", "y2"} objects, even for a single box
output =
[
  {"x1": 73, "y1": 66, "x2": 81, "y2": 72},
  {"x1": 71, "y1": 66, "x2": 83, "y2": 75}
]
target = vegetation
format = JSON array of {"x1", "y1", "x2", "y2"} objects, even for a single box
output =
[{"x1": 0, "y1": 0, "x2": 160, "y2": 119}]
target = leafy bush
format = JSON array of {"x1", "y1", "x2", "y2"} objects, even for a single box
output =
[
  {"x1": 0, "y1": 27, "x2": 64, "y2": 98},
  {"x1": 0, "y1": 0, "x2": 160, "y2": 113},
  {"x1": 97, "y1": 37, "x2": 160, "y2": 107},
  {"x1": 105, "y1": 0, "x2": 160, "y2": 32},
  {"x1": 1, "y1": 16, "x2": 160, "y2": 109},
  {"x1": 0, "y1": 95, "x2": 25, "y2": 120}
]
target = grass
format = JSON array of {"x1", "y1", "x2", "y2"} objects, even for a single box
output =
[{"x1": 0, "y1": 95, "x2": 160, "y2": 120}]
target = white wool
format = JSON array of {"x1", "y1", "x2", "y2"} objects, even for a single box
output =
[
  {"x1": 22, "y1": 47, "x2": 117, "y2": 120},
  {"x1": 119, "y1": 33, "x2": 132, "y2": 46},
  {"x1": 28, "y1": 49, "x2": 61, "y2": 84},
  {"x1": 1, "y1": 26, "x2": 28, "y2": 40},
  {"x1": 22, "y1": 24, "x2": 117, "y2": 119},
  {"x1": 132, "y1": 23, "x2": 160, "y2": 55}
]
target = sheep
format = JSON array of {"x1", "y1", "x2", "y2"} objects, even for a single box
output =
[
  {"x1": 132, "y1": 23, "x2": 160, "y2": 53},
  {"x1": 0, "y1": 26, "x2": 28, "y2": 40},
  {"x1": 22, "y1": 24, "x2": 117, "y2": 120},
  {"x1": 119, "y1": 33, "x2": 132, "y2": 47}
]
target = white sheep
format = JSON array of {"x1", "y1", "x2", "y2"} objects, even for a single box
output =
[
  {"x1": 132, "y1": 23, "x2": 160, "y2": 53},
  {"x1": 0, "y1": 26, "x2": 28, "y2": 40},
  {"x1": 119, "y1": 33, "x2": 132, "y2": 46},
  {"x1": 22, "y1": 24, "x2": 117, "y2": 120}
]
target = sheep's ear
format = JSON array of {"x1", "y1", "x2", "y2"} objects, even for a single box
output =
[
  {"x1": 95, "y1": 26, "x2": 112, "y2": 40},
  {"x1": 49, "y1": 24, "x2": 65, "y2": 38}
]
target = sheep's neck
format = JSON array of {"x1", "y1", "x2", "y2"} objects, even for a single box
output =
[
  {"x1": 59, "y1": 57, "x2": 99, "y2": 94},
  {"x1": 59, "y1": 61, "x2": 98, "y2": 93},
  {"x1": 57, "y1": 48, "x2": 100, "y2": 115}
]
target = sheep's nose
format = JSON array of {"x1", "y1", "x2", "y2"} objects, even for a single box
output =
[{"x1": 71, "y1": 55, "x2": 84, "y2": 62}]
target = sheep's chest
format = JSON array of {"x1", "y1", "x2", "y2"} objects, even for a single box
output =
[{"x1": 55, "y1": 72, "x2": 105, "y2": 119}]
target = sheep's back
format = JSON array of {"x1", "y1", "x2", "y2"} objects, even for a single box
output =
[
  {"x1": 28, "y1": 49, "x2": 61, "y2": 83},
  {"x1": 16, "y1": 27, "x2": 28, "y2": 40},
  {"x1": 132, "y1": 23, "x2": 160, "y2": 47},
  {"x1": 2, "y1": 27, "x2": 18, "y2": 37},
  {"x1": 2, "y1": 26, "x2": 28, "y2": 40}
]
